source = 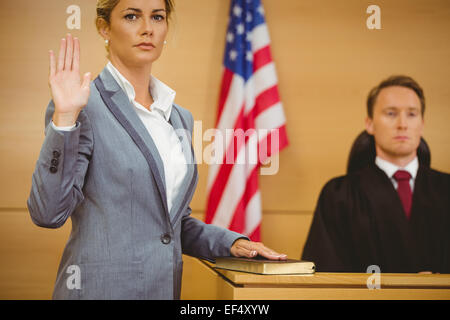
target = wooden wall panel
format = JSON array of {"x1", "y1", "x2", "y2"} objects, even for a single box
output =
[{"x1": 0, "y1": 210, "x2": 70, "y2": 299}]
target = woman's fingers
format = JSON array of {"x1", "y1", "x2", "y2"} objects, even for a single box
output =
[
  {"x1": 81, "y1": 72, "x2": 92, "y2": 92},
  {"x1": 65, "y1": 34, "x2": 74, "y2": 71},
  {"x1": 231, "y1": 239, "x2": 287, "y2": 260},
  {"x1": 254, "y1": 244, "x2": 286, "y2": 260},
  {"x1": 49, "y1": 50, "x2": 56, "y2": 78},
  {"x1": 234, "y1": 245, "x2": 257, "y2": 258},
  {"x1": 72, "y1": 37, "x2": 80, "y2": 72},
  {"x1": 57, "y1": 37, "x2": 66, "y2": 72},
  {"x1": 56, "y1": 34, "x2": 76, "y2": 72}
]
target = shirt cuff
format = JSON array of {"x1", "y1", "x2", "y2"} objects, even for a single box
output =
[{"x1": 51, "y1": 121, "x2": 77, "y2": 132}]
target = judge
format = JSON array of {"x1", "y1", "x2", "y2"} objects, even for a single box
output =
[{"x1": 302, "y1": 75, "x2": 450, "y2": 273}]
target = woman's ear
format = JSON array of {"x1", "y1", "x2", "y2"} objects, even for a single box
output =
[{"x1": 96, "y1": 18, "x2": 110, "y2": 41}]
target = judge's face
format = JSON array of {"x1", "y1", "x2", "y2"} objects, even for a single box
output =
[
  {"x1": 365, "y1": 86, "x2": 424, "y2": 164},
  {"x1": 100, "y1": 0, "x2": 168, "y2": 68}
]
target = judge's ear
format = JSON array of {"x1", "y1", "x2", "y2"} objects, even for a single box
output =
[
  {"x1": 96, "y1": 18, "x2": 110, "y2": 41},
  {"x1": 365, "y1": 117, "x2": 374, "y2": 135}
]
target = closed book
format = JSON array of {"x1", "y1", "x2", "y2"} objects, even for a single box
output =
[{"x1": 214, "y1": 256, "x2": 315, "y2": 275}]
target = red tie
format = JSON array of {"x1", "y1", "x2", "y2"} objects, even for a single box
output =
[{"x1": 393, "y1": 170, "x2": 412, "y2": 219}]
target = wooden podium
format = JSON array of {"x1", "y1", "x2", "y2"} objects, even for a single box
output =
[{"x1": 181, "y1": 256, "x2": 450, "y2": 300}]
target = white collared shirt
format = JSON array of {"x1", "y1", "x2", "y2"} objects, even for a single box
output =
[
  {"x1": 53, "y1": 62, "x2": 187, "y2": 213},
  {"x1": 375, "y1": 156, "x2": 419, "y2": 191}
]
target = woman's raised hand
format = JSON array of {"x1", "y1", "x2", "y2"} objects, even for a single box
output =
[{"x1": 49, "y1": 34, "x2": 91, "y2": 127}]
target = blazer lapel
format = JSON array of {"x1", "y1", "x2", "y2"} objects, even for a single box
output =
[
  {"x1": 168, "y1": 106, "x2": 198, "y2": 225},
  {"x1": 94, "y1": 68, "x2": 169, "y2": 217}
]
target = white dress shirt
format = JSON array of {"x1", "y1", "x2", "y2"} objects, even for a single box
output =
[
  {"x1": 375, "y1": 156, "x2": 419, "y2": 191},
  {"x1": 52, "y1": 62, "x2": 187, "y2": 212}
]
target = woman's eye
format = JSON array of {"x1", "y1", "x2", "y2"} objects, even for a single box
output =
[
  {"x1": 124, "y1": 14, "x2": 137, "y2": 20},
  {"x1": 152, "y1": 14, "x2": 165, "y2": 21}
]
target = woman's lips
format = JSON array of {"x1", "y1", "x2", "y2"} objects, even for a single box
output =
[{"x1": 136, "y1": 43, "x2": 155, "y2": 50}]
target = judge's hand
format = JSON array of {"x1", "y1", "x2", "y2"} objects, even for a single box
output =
[
  {"x1": 49, "y1": 33, "x2": 91, "y2": 127},
  {"x1": 230, "y1": 239, "x2": 287, "y2": 260}
]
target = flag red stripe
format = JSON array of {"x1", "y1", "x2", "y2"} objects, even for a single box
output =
[
  {"x1": 248, "y1": 224, "x2": 261, "y2": 242},
  {"x1": 258, "y1": 124, "x2": 289, "y2": 163},
  {"x1": 215, "y1": 68, "x2": 235, "y2": 126},
  {"x1": 228, "y1": 166, "x2": 259, "y2": 233},
  {"x1": 253, "y1": 45, "x2": 273, "y2": 71},
  {"x1": 251, "y1": 85, "x2": 281, "y2": 119}
]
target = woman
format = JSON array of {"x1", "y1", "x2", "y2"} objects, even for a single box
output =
[{"x1": 27, "y1": 0, "x2": 286, "y2": 299}]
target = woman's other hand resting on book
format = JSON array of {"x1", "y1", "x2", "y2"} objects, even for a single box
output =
[{"x1": 230, "y1": 239, "x2": 287, "y2": 260}]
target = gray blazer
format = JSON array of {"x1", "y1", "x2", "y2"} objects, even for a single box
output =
[{"x1": 27, "y1": 67, "x2": 244, "y2": 299}]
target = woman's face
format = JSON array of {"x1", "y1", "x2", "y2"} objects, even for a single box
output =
[{"x1": 103, "y1": 0, "x2": 168, "y2": 68}]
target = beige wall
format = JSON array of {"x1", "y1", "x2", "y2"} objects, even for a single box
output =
[{"x1": 1, "y1": 0, "x2": 449, "y2": 299}]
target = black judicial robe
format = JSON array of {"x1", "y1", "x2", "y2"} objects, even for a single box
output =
[{"x1": 302, "y1": 164, "x2": 450, "y2": 273}]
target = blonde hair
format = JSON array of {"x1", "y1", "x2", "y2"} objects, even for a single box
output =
[{"x1": 96, "y1": 0, "x2": 121, "y2": 28}]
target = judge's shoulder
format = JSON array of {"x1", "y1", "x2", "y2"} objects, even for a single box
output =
[
  {"x1": 420, "y1": 165, "x2": 450, "y2": 189},
  {"x1": 424, "y1": 165, "x2": 450, "y2": 178},
  {"x1": 319, "y1": 165, "x2": 374, "y2": 197}
]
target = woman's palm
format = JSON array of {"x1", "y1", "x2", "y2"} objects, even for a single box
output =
[{"x1": 49, "y1": 34, "x2": 91, "y2": 123}]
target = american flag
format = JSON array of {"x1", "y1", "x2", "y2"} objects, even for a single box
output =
[{"x1": 204, "y1": 0, "x2": 288, "y2": 241}]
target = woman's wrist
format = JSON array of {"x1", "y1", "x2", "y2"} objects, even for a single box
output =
[{"x1": 52, "y1": 111, "x2": 79, "y2": 127}]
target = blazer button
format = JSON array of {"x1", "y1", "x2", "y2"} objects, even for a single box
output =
[
  {"x1": 49, "y1": 166, "x2": 58, "y2": 174},
  {"x1": 161, "y1": 234, "x2": 171, "y2": 245},
  {"x1": 51, "y1": 158, "x2": 59, "y2": 166},
  {"x1": 53, "y1": 150, "x2": 61, "y2": 158}
]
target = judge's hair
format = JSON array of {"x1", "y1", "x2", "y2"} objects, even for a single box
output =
[{"x1": 366, "y1": 75, "x2": 425, "y2": 118}]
